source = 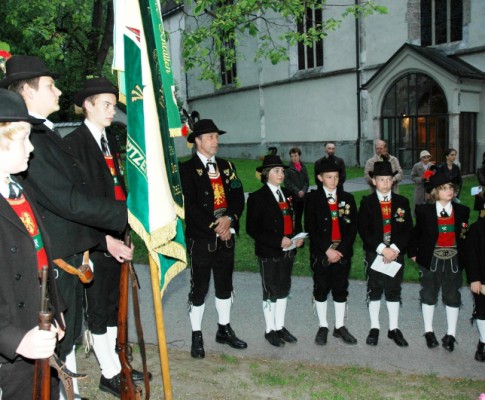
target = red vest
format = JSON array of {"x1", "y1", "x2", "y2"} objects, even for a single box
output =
[
  {"x1": 436, "y1": 212, "x2": 456, "y2": 248},
  {"x1": 210, "y1": 174, "x2": 227, "y2": 217},
  {"x1": 104, "y1": 155, "x2": 126, "y2": 200},
  {"x1": 7, "y1": 196, "x2": 48, "y2": 271},
  {"x1": 380, "y1": 199, "x2": 392, "y2": 244},
  {"x1": 328, "y1": 196, "x2": 341, "y2": 242}
]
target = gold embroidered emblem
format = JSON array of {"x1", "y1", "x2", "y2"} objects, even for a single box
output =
[
  {"x1": 212, "y1": 182, "x2": 226, "y2": 205},
  {"x1": 20, "y1": 212, "x2": 36, "y2": 235},
  {"x1": 196, "y1": 169, "x2": 203, "y2": 176}
]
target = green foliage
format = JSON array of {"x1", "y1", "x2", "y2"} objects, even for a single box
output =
[{"x1": 178, "y1": 0, "x2": 387, "y2": 86}]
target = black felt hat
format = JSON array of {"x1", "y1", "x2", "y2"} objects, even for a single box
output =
[
  {"x1": 0, "y1": 89, "x2": 44, "y2": 124},
  {"x1": 0, "y1": 56, "x2": 58, "y2": 88},
  {"x1": 73, "y1": 77, "x2": 118, "y2": 107},
  {"x1": 425, "y1": 172, "x2": 452, "y2": 193},
  {"x1": 256, "y1": 155, "x2": 288, "y2": 172},
  {"x1": 187, "y1": 119, "x2": 226, "y2": 143},
  {"x1": 315, "y1": 156, "x2": 339, "y2": 175},
  {"x1": 369, "y1": 161, "x2": 398, "y2": 178}
]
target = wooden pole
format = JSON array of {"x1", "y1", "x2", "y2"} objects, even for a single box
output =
[{"x1": 148, "y1": 255, "x2": 172, "y2": 399}]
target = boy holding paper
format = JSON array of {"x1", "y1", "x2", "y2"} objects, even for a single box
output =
[
  {"x1": 305, "y1": 156, "x2": 358, "y2": 346},
  {"x1": 358, "y1": 160, "x2": 413, "y2": 347},
  {"x1": 409, "y1": 173, "x2": 469, "y2": 352}
]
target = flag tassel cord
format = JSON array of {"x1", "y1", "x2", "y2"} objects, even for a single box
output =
[{"x1": 149, "y1": 254, "x2": 173, "y2": 399}]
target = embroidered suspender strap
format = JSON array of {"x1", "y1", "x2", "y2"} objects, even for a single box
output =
[{"x1": 53, "y1": 250, "x2": 93, "y2": 284}]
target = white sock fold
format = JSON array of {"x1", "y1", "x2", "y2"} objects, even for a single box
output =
[
  {"x1": 477, "y1": 319, "x2": 485, "y2": 343},
  {"x1": 445, "y1": 306, "x2": 459, "y2": 337},
  {"x1": 274, "y1": 298, "x2": 288, "y2": 331},
  {"x1": 215, "y1": 297, "x2": 231, "y2": 325},
  {"x1": 59, "y1": 345, "x2": 80, "y2": 400},
  {"x1": 422, "y1": 303, "x2": 435, "y2": 333},
  {"x1": 315, "y1": 300, "x2": 328, "y2": 328},
  {"x1": 263, "y1": 301, "x2": 276, "y2": 333},
  {"x1": 189, "y1": 303, "x2": 205, "y2": 331},
  {"x1": 92, "y1": 333, "x2": 119, "y2": 379},
  {"x1": 106, "y1": 326, "x2": 122, "y2": 372},
  {"x1": 334, "y1": 301, "x2": 346, "y2": 329},
  {"x1": 368, "y1": 300, "x2": 381, "y2": 329},
  {"x1": 386, "y1": 301, "x2": 400, "y2": 331}
]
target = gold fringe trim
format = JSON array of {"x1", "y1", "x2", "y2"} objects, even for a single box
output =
[{"x1": 170, "y1": 127, "x2": 182, "y2": 138}]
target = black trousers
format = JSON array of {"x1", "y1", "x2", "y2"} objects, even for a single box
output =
[
  {"x1": 311, "y1": 255, "x2": 351, "y2": 303},
  {"x1": 187, "y1": 237, "x2": 235, "y2": 306},
  {"x1": 473, "y1": 291, "x2": 485, "y2": 320},
  {"x1": 84, "y1": 250, "x2": 121, "y2": 334},
  {"x1": 0, "y1": 359, "x2": 59, "y2": 400},
  {"x1": 365, "y1": 252, "x2": 404, "y2": 302},
  {"x1": 54, "y1": 253, "x2": 83, "y2": 360},
  {"x1": 293, "y1": 200, "x2": 305, "y2": 234},
  {"x1": 258, "y1": 251, "x2": 294, "y2": 302}
]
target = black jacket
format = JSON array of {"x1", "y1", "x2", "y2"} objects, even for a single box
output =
[
  {"x1": 284, "y1": 162, "x2": 309, "y2": 201},
  {"x1": 305, "y1": 187, "x2": 357, "y2": 259},
  {"x1": 246, "y1": 185, "x2": 295, "y2": 258},
  {"x1": 180, "y1": 155, "x2": 244, "y2": 239},
  {"x1": 466, "y1": 217, "x2": 485, "y2": 283},
  {"x1": 408, "y1": 202, "x2": 469, "y2": 270}
]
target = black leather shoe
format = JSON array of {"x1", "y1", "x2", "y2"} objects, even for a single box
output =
[
  {"x1": 475, "y1": 341, "x2": 485, "y2": 362},
  {"x1": 132, "y1": 369, "x2": 153, "y2": 382},
  {"x1": 442, "y1": 334, "x2": 457, "y2": 352},
  {"x1": 276, "y1": 327, "x2": 297, "y2": 343},
  {"x1": 99, "y1": 373, "x2": 121, "y2": 397},
  {"x1": 333, "y1": 326, "x2": 357, "y2": 345},
  {"x1": 215, "y1": 323, "x2": 248, "y2": 349},
  {"x1": 265, "y1": 330, "x2": 285, "y2": 347},
  {"x1": 315, "y1": 327, "x2": 329, "y2": 346},
  {"x1": 366, "y1": 328, "x2": 379, "y2": 346},
  {"x1": 191, "y1": 330, "x2": 205, "y2": 358},
  {"x1": 387, "y1": 329, "x2": 408, "y2": 347},
  {"x1": 424, "y1": 331, "x2": 439, "y2": 349}
]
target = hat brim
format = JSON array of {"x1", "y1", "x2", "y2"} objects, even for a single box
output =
[
  {"x1": 0, "y1": 115, "x2": 44, "y2": 125},
  {"x1": 0, "y1": 71, "x2": 58, "y2": 89},
  {"x1": 73, "y1": 87, "x2": 119, "y2": 107},
  {"x1": 369, "y1": 170, "x2": 399, "y2": 178},
  {"x1": 187, "y1": 129, "x2": 226, "y2": 143},
  {"x1": 256, "y1": 163, "x2": 289, "y2": 172}
]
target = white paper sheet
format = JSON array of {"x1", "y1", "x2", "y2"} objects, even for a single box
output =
[
  {"x1": 283, "y1": 232, "x2": 309, "y2": 252},
  {"x1": 370, "y1": 255, "x2": 402, "y2": 277}
]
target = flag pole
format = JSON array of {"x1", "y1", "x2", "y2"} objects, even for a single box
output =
[{"x1": 148, "y1": 254, "x2": 173, "y2": 399}]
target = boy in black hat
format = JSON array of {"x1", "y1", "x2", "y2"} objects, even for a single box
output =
[
  {"x1": 305, "y1": 157, "x2": 358, "y2": 346},
  {"x1": 0, "y1": 89, "x2": 65, "y2": 399},
  {"x1": 409, "y1": 173, "x2": 469, "y2": 352},
  {"x1": 246, "y1": 155, "x2": 304, "y2": 347},
  {"x1": 2, "y1": 56, "x2": 128, "y2": 398},
  {"x1": 64, "y1": 77, "x2": 146, "y2": 395},
  {"x1": 179, "y1": 118, "x2": 247, "y2": 358},
  {"x1": 358, "y1": 161, "x2": 412, "y2": 347}
]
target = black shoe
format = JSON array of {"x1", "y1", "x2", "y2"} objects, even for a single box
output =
[
  {"x1": 366, "y1": 328, "x2": 379, "y2": 346},
  {"x1": 315, "y1": 327, "x2": 329, "y2": 346},
  {"x1": 132, "y1": 369, "x2": 153, "y2": 382},
  {"x1": 387, "y1": 329, "x2": 408, "y2": 347},
  {"x1": 441, "y1": 334, "x2": 457, "y2": 352},
  {"x1": 333, "y1": 326, "x2": 357, "y2": 345},
  {"x1": 191, "y1": 330, "x2": 205, "y2": 358},
  {"x1": 424, "y1": 331, "x2": 439, "y2": 349},
  {"x1": 265, "y1": 330, "x2": 285, "y2": 347},
  {"x1": 216, "y1": 323, "x2": 248, "y2": 349},
  {"x1": 475, "y1": 341, "x2": 485, "y2": 362},
  {"x1": 99, "y1": 373, "x2": 121, "y2": 397},
  {"x1": 276, "y1": 327, "x2": 297, "y2": 343}
]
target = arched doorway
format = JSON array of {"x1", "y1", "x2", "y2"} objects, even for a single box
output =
[{"x1": 381, "y1": 72, "x2": 448, "y2": 170}]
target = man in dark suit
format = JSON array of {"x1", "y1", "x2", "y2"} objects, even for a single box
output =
[
  {"x1": 314, "y1": 142, "x2": 346, "y2": 190},
  {"x1": 64, "y1": 78, "x2": 146, "y2": 396},
  {"x1": 180, "y1": 118, "x2": 247, "y2": 359},
  {"x1": 409, "y1": 173, "x2": 469, "y2": 352},
  {"x1": 1, "y1": 56, "x2": 127, "y2": 398},
  {"x1": 305, "y1": 157, "x2": 358, "y2": 346},
  {"x1": 358, "y1": 161, "x2": 412, "y2": 347}
]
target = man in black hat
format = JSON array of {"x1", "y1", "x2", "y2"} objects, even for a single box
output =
[
  {"x1": 64, "y1": 77, "x2": 148, "y2": 395},
  {"x1": 1, "y1": 56, "x2": 127, "y2": 398},
  {"x1": 246, "y1": 155, "x2": 304, "y2": 347},
  {"x1": 179, "y1": 118, "x2": 247, "y2": 358},
  {"x1": 358, "y1": 161, "x2": 412, "y2": 347},
  {"x1": 314, "y1": 142, "x2": 346, "y2": 190},
  {"x1": 408, "y1": 173, "x2": 469, "y2": 352},
  {"x1": 305, "y1": 157, "x2": 358, "y2": 347}
]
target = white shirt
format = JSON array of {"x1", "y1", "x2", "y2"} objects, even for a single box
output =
[
  {"x1": 0, "y1": 175, "x2": 22, "y2": 199},
  {"x1": 323, "y1": 188, "x2": 337, "y2": 201},
  {"x1": 84, "y1": 119, "x2": 106, "y2": 151},
  {"x1": 30, "y1": 112, "x2": 54, "y2": 131},
  {"x1": 436, "y1": 201, "x2": 453, "y2": 217},
  {"x1": 267, "y1": 182, "x2": 285, "y2": 202},
  {"x1": 376, "y1": 190, "x2": 392, "y2": 202},
  {"x1": 375, "y1": 190, "x2": 400, "y2": 255}
]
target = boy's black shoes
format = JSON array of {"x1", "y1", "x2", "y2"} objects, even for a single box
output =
[
  {"x1": 315, "y1": 327, "x2": 329, "y2": 346},
  {"x1": 424, "y1": 331, "x2": 439, "y2": 348},
  {"x1": 388, "y1": 329, "x2": 408, "y2": 347},
  {"x1": 366, "y1": 328, "x2": 379, "y2": 346},
  {"x1": 333, "y1": 326, "x2": 357, "y2": 345},
  {"x1": 441, "y1": 334, "x2": 457, "y2": 352}
]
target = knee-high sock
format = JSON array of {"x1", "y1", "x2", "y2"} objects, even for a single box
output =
[
  {"x1": 477, "y1": 319, "x2": 485, "y2": 343},
  {"x1": 189, "y1": 303, "x2": 205, "y2": 331},
  {"x1": 215, "y1": 297, "x2": 231, "y2": 325},
  {"x1": 368, "y1": 300, "x2": 381, "y2": 329},
  {"x1": 445, "y1": 306, "x2": 459, "y2": 336},
  {"x1": 386, "y1": 301, "x2": 400, "y2": 331},
  {"x1": 334, "y1": 301, "x2": 346, "y2": 329},
  {"x1": 274, "y1": 298, "x2": 288, "y2": 331},
  {"x1": 263, "y1": 301, "x2": 276, "y2": 333},
  {"x1": 107, "y1": 326, "x2": 122, "y2": 372},
  {"x1": 315, "y1": 300, "x2": 328, "y2": 328},
  {"x1": 422, "y1": 303, "x2": 435, "y2": 332},
  {"x1": 59, "y1": 345, "x2": 80, "y2": 400},
  {"x1": 92, "y1": 333, "x2": 119, "y2": 379}
]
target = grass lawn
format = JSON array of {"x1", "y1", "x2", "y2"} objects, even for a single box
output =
[{"x1": 132, "y1": 158, "x2": 480, "y2": 284}]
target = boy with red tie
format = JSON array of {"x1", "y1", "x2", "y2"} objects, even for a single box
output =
[
  {"x1": 358, "y1": 160, "x2": 413, "y2": 347},
  {"x1": 305, "y1": 157, "x2": 358, "y2": 345}
]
